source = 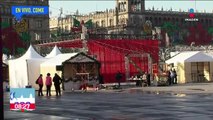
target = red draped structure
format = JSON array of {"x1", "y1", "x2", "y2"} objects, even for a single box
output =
[
  {"x1": 88, "y1": 39, "x2": 159, "y2": 83},
  {"x1": 37, "y1": 37, "x2": 159, "y2": 83}
]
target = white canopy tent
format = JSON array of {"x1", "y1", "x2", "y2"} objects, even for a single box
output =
[
  {"x1": 2, "y1": 54, "x2": 8, "y2": 64},
  {"x1": 8, "y1": 45, "x2": 46, "y2": 89},
  {"x1": 45, "y1": 45, "x2": 62, "y2": 58},
  {"x1": 40, "y1": 53, "x2": 78, "y2": 80},
  {"x1": 166, "y1": 51, "x2": 213, "y2": 64},
  {"x1": 165, "y1": 51, "x2": 213, "y2": 83},
  {"x1": 40, "y1": 53, "x2": 78, "y2": 90}
]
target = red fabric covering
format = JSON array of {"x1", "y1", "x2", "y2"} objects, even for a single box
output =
[
  {"x1": 87, "y1": 39, "x2": 159, "y2": 83},
  {"x1": 38, "y1": 38, "x2": 159, "y2": 83}
]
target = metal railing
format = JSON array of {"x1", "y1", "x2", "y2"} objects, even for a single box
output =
[
  {"x1": 89, "y1": 34, "x2": 153, "y2": 40},
  {"x1": 33, "y1": 33, "x2": 154, "y2": 45},
  {"x1": 32, "y1": 33, "x2": 81, "y2": 45}
]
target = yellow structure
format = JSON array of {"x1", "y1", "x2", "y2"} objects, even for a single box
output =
[{"x1": 166, "y1": 51, "x2": 213, "y2": 83}]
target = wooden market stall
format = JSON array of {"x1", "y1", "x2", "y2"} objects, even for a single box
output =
[{"x1": 62, "y1": 52, "x2": 100, "y2": 91}]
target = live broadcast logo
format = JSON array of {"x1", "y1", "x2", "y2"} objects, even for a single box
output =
[{"x1": 10, "y1": 88, "x2": 35, "y2": 111}]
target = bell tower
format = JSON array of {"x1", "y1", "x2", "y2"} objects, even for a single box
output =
[
  {"x1": 116, "y1": 0, "x2": 145, "y2": 13},
  {"x1": 127, "y1": 0, "x2": 145, "y2": 12}
]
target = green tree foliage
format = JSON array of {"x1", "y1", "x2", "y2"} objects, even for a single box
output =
[
  {"x1": 1, "y1": 22, "x2": 10, "y2": 29},
  {"x1": 3, "y1": 48, "x2": 10, "y2": 55},
  {"x1": 17, "y1": 48, "x2": 26, "y2": 55},
  {"x1": 20, "y1": 32, "x2": 31, "y2": 43},
  {"x1": 208, "y1": 27, "x2": 213, "y2": 34},
  {"x1": 162, "y1": 22, "x2": 179, "y2": 36}
]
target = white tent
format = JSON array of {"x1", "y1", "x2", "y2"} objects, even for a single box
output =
[
  {"x1": 40, "y1": 53, "x2": 78, "y2": 81},
  {"x1": 165, "y1": 51, "x2": 213, "y2": 83},
  {"x1": 8, "y1": 45, "x2": 46, "y2": 89},
  {"x1": 45, "y1": 45, "x2": 62, "y2": 58},
  {"x1": 166, "y1": 51, "x2": 213, "y2": 64}
]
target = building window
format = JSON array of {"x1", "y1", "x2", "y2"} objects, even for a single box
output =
[
  {"x1": 35, "y1": 33, "x2": 41, "y2": 40},
  {"x1": 96, "y1": 21, "x2": 99, "y2": 27},
  {"x1": 109, "y1": 19, "x2": 113, "y2": 26},
  {"x1": 101, "y1": 20, "x2": 105, "y2": 27},
  {"x1": 65, "y1": 26, "x2": 69, "y2": 33},
  {"x1": 36, "y1": 20, "x2": 42, "y2": 28}
]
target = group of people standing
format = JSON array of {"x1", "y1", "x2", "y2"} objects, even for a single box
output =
[
  {"x1": 167, "y1": 68, "x2": 177, "y2": 85},
  {"x1": 36, "y1": 73, "x2": 63, "y2": 96}
]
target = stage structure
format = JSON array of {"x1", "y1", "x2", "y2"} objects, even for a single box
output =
[{"x1": 35, "y1": 34, "x2": 159, "y2": 83}]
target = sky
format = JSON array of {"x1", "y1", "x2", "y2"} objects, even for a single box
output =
[{"x1": 49, "y1": 0, "x2": 213, "y2": 18}]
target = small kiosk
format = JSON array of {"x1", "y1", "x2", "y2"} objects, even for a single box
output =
[{"x1": 62, "y1": 52, "x2": 100, "y2": 91}]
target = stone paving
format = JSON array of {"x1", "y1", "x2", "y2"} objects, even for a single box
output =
[{"x1": 4, "y1": 83, "x2": 213, "y2": 120}]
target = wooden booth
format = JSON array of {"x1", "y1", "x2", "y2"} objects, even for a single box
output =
[{"x1": 62, "y1": 52, "x2": 100, "y2": 91}]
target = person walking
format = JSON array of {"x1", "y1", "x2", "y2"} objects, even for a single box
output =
[
  {"x1": 173, "y1": 69, "x2": 177, "y2": 84},
  {"x1": 147, "y1": 73, "x2": 151, "y2": 86},
  {"x1": 115, "y1": 71, "x2": 122, "y2": 88},
  {"x1": 170, "y1": 69, "x2": 175, "y2": 84},
  {"x1": 45, "y1": 73, "x2": 52, "y2": 96},
  {"x1": 37, "y1": 74, "x2": 44, "y2": 96},
  {"x1": 53, "y1": 73, "x2": 62, "y2": 96},
  {"x1": 142, "y1": 72, "x2": 147, "y2": 87},
  {"x1": 167, "y1": 70, "x2": 172, "y2": 85}
]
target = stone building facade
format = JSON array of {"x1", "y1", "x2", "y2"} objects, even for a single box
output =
[
  {"x1": 49, "y1": 0, "x2": 213, "y2": 37},
  {"x1": 0, "y1": 0, "x2": 50, "y2": 41},
  {"x1": 75, "y1": 0, "x2": 213, "y2": 34}
]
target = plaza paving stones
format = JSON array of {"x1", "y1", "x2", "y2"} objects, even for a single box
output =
[
  {"x1": 3, "y1": 91, "x2": 213, "y2": 120},
  {"x1": 4, "y1": 83, "x2": 213, "y2": 120}
]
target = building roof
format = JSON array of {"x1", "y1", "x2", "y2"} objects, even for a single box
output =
[
  {"x1": 41, "y1": 53, "x2": 78, "y2": 66},
  {"x1": 45, "y1": 45, "x2": 62, "y2": 58},
  {"x1": 63, "y1": 52, "x2": 99, "y2": 64},
  {"x1": 166, "y1": 51, "x2": 213, "y2": 64}
]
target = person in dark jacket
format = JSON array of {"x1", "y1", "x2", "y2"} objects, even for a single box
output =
[
  {"x1": 37, "y1": 74, "x2": 44, "y2": 96},
  {"x1": 167, "y1": 70, "x2": 172, "y2": 85},
  {"x1": 147, "y1": 73, "x2": 151, "y2": 86},
  {"x1": 53, "y1": 73, "x2": 62, "y2": 96},
  {"x1": 115, "y1": 71, "x2": 122, "y2": 88},
  {"x1": 98, "y1": 74, "x2": 104, "y2": 84}
]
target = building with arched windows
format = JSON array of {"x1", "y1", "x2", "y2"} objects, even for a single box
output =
[{"x1": 73, "y1": 0, "x2": 213, "y2": 35}]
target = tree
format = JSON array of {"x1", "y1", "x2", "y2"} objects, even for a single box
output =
[
  {"x1": 161, "y1": 22, "x2": 180, "y2": 45},
  {"x1": 1, "y1": 21, "x2": 30, "y2": 56},
  {"x1": 162, "y1": 22, "x2": 178, "y2": 36}
]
